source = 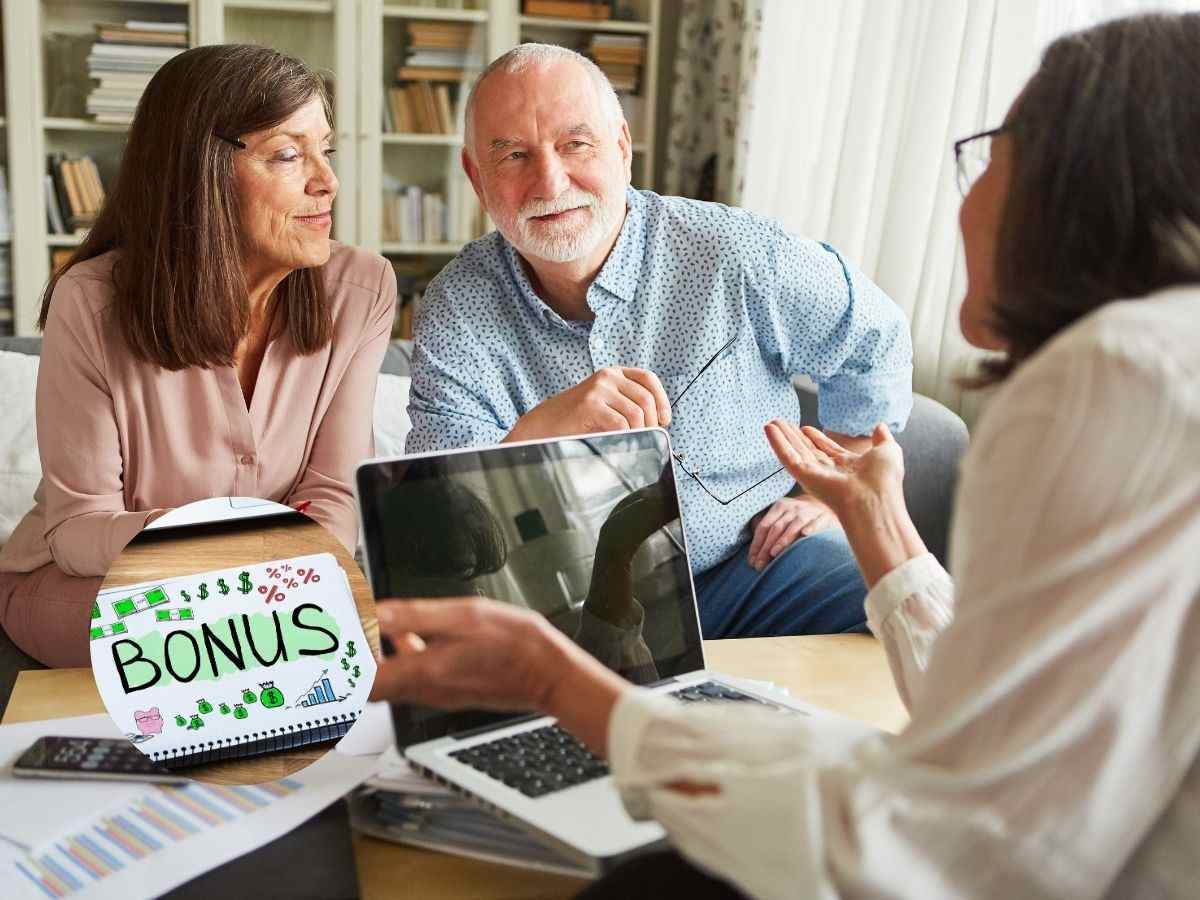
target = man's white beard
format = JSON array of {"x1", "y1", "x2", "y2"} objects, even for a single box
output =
[{"x1": 497, "y1": 187, "x2": 618, "y2": 263}]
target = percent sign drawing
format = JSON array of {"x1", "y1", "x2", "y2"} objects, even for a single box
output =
[
  {"x1": 296, "y1": 567, "x2": 321, "y2": 586},
  {"x1": 259, "y1": 584, "x2": 286, "y2": 604}
]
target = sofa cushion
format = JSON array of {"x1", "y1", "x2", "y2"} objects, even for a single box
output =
[
  {"x1": 373, "y1": 374, "x2": 412, "y2": 458},
  {"x1": 0, "y1": 351, "x2": 41, "y2": 545}
]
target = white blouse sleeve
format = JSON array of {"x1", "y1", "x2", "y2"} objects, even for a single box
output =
[{"x1": 606, "y1": 316, "x2": 1200, "y2": 900}]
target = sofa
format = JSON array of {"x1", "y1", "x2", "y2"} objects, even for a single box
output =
[{"x1": 0, "y1": 337, "x2": 968, "y2": 717}]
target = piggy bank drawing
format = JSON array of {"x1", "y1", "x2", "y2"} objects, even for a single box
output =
[{"x1": 134, "y1": 707, "x2": 164, "y2": 736}]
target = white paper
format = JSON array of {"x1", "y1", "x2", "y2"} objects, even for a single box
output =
[
  {"x1": 335, "y1": 701, "x2": 394, "y2": 757},
  {"x1": 89, "y1": 553, "x2": 376, "y2": 765},
  {"x1": 0, "y1": 714, "x2": 145, "y2": 849},
  {"x1": 0, "y1": 748, "x2": 379, "y2": 900}
]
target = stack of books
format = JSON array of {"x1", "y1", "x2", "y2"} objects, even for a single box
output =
[
  {"x1": 523, "y1": 0, "x2": 612, "y2": 20},
  {"x1": 85, "y1": 20, "x2": 189, "y2": 125},
  {"x1": 44, "y1": 154, "x2": 106, "y2": 235},
  {"x1": 588, "y1": 34, "x2": 645, "y2": 93},
  {"x1": 385, "y1": 20, "x2": 482, "y2": 135},
  {"x1": 396, "y1": 20, "x2": 482, "y2": 82}
]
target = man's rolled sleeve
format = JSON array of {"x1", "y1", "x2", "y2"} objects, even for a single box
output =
[{"x1": 768, "y1": 233, "x2": 914, "y2": 436}]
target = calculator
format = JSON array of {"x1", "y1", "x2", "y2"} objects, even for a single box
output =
[{"x1": 12, "y1": 736, "x2": 189, "y2": 783}]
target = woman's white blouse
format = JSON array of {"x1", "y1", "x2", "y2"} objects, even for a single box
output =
[{"x1": 607, "y1": 288, "x2": 1200, "y2": 899}]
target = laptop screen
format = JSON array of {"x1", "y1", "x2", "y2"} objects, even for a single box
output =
[{"x1": 356, "y1": 429, "x2": 705, "y2": 747}]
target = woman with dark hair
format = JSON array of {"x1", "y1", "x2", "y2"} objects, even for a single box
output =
[
  {"x1": 369, "y1": 12, "x2": 1200, "y2": 898},
  {"x1": 0, "y1": 45, "x2": 395, "y2": 668}
]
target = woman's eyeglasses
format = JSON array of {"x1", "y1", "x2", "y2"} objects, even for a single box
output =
[
  {"x1": 954, "y1": 125, "x2": 1009, "y2": 196},
  {"x1": 669, "y1": 330, "x2": 787, "y2": 506}
]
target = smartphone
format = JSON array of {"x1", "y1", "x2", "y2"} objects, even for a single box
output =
[{"x1": 12, "y1": 736, "x2": 189, "y2": 784}]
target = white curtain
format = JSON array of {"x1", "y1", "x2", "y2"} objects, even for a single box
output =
[
  {"x1": 741, "y1": 0, "x2": 1036, "y2": 425},
  {"x1": 740, "y1": 0, "x2": 1197, "y2": 426}
]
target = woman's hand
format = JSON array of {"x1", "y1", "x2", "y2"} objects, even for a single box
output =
[
  {"x1": 764, "y1": 420, "x2": 905, "y2": 515},
  {"x1": 370, "y1": 597, "x2": 631, "y2": 754},
  {"x1": 764, "y1": 420, "x2": 926, "y2": 587}
]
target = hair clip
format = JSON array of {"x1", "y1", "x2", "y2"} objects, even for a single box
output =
[{"x1": 215, "y1": 132, "x2": 246, "y2": 150}]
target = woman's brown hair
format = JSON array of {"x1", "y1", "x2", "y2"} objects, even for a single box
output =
[
  {"x1": 979, "y1": 12, "x2": 1200, "y2": 383},
  {"x1": 38, "y1": 44, "x2": 334, "y2": 369}
]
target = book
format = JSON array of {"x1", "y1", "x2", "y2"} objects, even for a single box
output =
[
  {"x1": 88, "y1": 552, "x2": 376, "y2": 769},
  {"x1": 405, "y1": 49, "x2": 483, "y2": 69},
  {"x1": 60, "y1": 159, "x2": 86, "y2": 229},
  {"x1": 395, "y1": 65, "x2": 468, "y2": 83},
  {"x1": 44, "y1": 175, "x2": 66, "y2": 235},
  {"x1": 524, "y1": 0, "x2": 612, "y2": 21}
]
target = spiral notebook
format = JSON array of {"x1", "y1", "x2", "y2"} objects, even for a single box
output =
[{"x1": 88, "y1": 552, "x2": 376, "y2": 769}]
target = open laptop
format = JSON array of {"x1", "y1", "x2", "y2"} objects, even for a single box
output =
[{"x1": 355, "y1": 429, "x2": 837, "y2": 874}]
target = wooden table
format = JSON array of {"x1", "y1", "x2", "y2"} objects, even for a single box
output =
[
  {"x1": 99, "y1": 513, "x2": 379, "y2": 784},
  {"x1": 5, "y1": 634, "x2": 906, "y2": 899}
]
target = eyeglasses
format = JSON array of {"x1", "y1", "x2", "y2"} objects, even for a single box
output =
[
  {"x1": 669, "y1": 331, "x2": 787, "y2": 506},
  {"x1": 215, "y1": 132, "x2": 246, "y2": 150},
  {"x1": 954, "y1": 125, "x2": 1008, "y2": 196}
]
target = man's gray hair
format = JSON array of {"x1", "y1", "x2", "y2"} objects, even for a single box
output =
[{"x1": 462, "y1": 43, "x2": 625, "y2": 157}]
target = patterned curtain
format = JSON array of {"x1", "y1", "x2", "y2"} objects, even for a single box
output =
[{"x1": 662, "y1": 0, "x2": 764, "y2": 205}]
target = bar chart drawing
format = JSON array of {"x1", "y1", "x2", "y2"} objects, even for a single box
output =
[{"x1": 296, "y1": 670, "x2": 345, "y2": 708}]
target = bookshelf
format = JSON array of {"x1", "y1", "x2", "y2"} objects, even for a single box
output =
[{"x1": 0, "y1": 0, "x2": 666, "y2": 337}]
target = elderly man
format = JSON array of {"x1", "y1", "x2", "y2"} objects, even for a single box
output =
[{"x1": 405, "y1": 44, "x2": 913, "y2": 638}]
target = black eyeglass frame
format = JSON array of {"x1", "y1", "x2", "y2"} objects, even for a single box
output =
[
  {"x1": 668, "y1": 330, "x2": 788, "y2": 506},
  {"x1": 953, "y1": 124, "x2": 1010, "y2": 196},
  {"x1": 215, "y1": 132, "x2": 246, "y2": 150}
]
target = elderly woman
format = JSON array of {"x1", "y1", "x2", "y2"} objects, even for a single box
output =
[
  {"x1": 369, "y1": 12, "x2": 1200, "y2": 899},
  {"x1": 0, "y1": 45, "x2": 395, "y2": 668}
]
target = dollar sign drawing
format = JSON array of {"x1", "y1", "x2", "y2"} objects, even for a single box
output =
[
  {"x1": 180, "y1": 590, "x2": 192, "y2": 603},
  {"x1": 219, "y1": 702, "x2": 231, "y2": 714},
  {"x1": 238, "y1": 572, "x2": 252, "y2": 594},
  {"x1": 197, "y1": 698, "x2": 213, "y2": 714},
  {"x1": 242, "y1": 688, "x2": 257, "y2": 704},
  {"x1": 217, "y1": 578, "x2": 230, "y2": 596},
  {"x1": 345, "y1": 640, "x2": 356, "y2": 658},
  {"x1": 341, "y1": 658, "x2": 350, "y2": 671},
  {"x1": 174, "y1": 714, "x2": 186, "y2": 727},
  {"x1": 348, "y1": 679, "x2": 356, "y2": 688},
  {"x1": 352, "y1": 665, "x2": 361, "y2": 678},
  {"x1": 198, "y1": 583, "x2": 209, "y2": 601}
]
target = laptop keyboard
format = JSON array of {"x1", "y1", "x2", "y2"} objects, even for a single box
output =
[{"x1": 448, "y1": 681, "x2": 776, "y2": 799}]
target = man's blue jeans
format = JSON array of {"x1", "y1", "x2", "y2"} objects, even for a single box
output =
[{"x1": 693, "y1": 529, "x2": 868, "y2": 638}]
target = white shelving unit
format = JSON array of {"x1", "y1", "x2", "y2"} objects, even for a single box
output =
[{"x1": 0, "y1": 0, "x2": 666, "y2": 337}]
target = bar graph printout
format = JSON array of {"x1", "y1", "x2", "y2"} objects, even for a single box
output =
[{"x1": 1, "y1": 750, "x2": 378, "y2": 900}]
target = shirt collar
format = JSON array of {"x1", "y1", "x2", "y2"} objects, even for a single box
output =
[
  {"x1": 501, "y1": 186, "x2": 645, "y2": 319},
  {"x1": 591, "y1": 186, "x2": 645, "y2": 306}
]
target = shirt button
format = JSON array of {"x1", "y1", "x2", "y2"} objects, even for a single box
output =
[{"x1": 240, "y1": 454, "x2": 255, "y2": 465}]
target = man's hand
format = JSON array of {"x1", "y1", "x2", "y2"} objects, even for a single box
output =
[
  {"x1": 747, "y1": 494, "x2": 840, "y2": 570},
  {"x1": 505, "y1": 367, "x2": 671, "y2": 443}
]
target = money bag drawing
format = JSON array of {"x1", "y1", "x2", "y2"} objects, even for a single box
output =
[
  {"x1": 259, "y1": 681, "x2": 285, "y2": 709},
  {"x1": 133, "y1": 707, "x2": 164, "y2": 736}
]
